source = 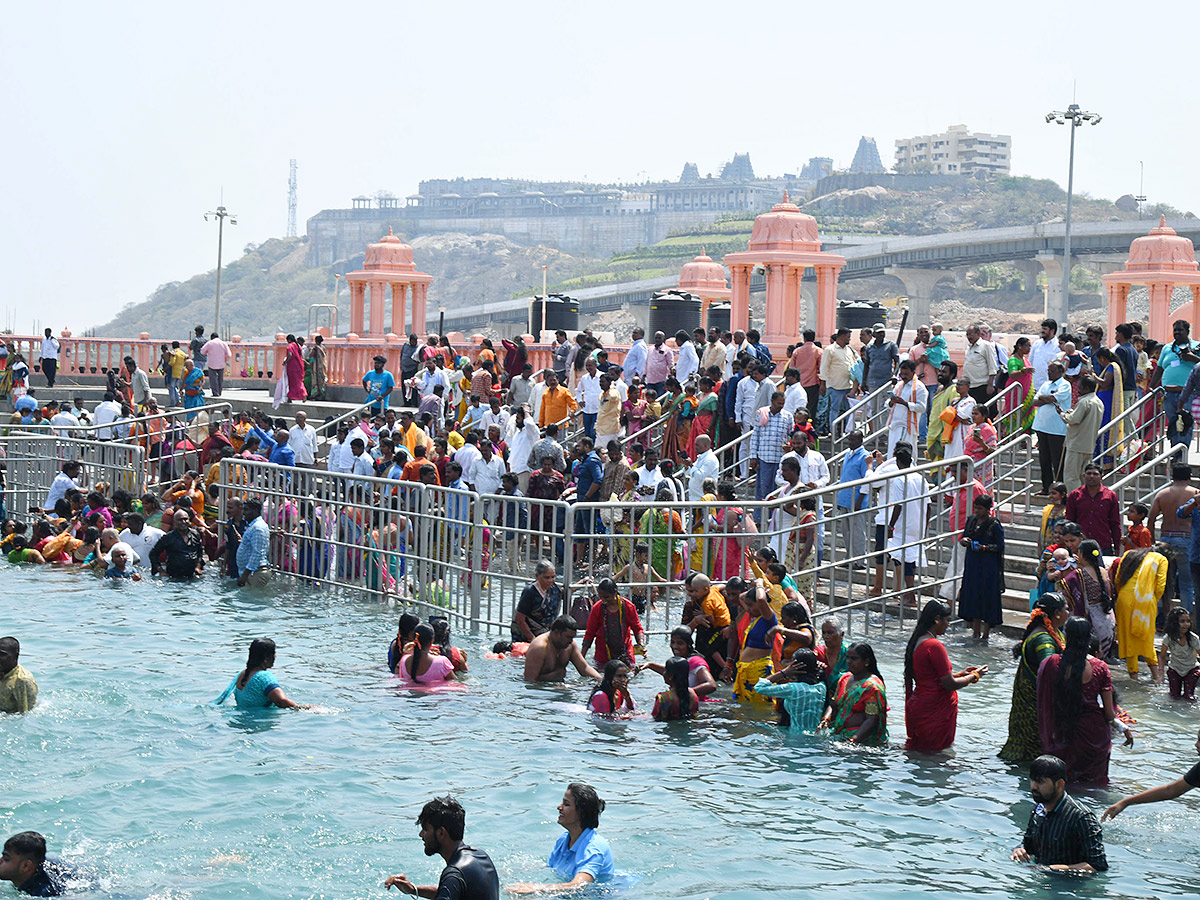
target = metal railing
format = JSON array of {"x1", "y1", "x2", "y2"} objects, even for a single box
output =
[
  {"x1": 212, "y1": 451, "x2": 991, "y2": 641},
  {"x1": 4, "y1": 433, "x2": 147, "y2": 516},
  {"x1": 1090, "y1": 387, "x2": 1164, "y2": 474}
]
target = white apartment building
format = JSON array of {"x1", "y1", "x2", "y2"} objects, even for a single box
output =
[{"x1": 894, "y1": 124, "x2": 1011, "y2": 177}]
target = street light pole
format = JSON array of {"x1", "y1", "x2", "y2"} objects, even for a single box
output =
[
  {"x1": 1045, "y1": 104, "x2": 1101, "y2": 325},
  {"x1": 204, "y1": 205, "x2": 237, "y2": 334},
  {"x1": 540, "y1": 265, "x2": 548, "y2": 339}
]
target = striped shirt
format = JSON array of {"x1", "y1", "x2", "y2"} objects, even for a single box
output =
[
  {"x1": 1022, "y1": 792, "x2": 1107, "y2": 871},
  {"x1": 235, "y1": 516, "x2": 271, "y2": 574},
  {"x1": 753, "y1": 679, "x2": 826, "y2": 731},
  {"x1": 749, "y1": 410, "x2": 792, "y2": 464}
]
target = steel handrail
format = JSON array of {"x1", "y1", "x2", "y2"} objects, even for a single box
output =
[{"x1": 1, "y1": 401, "x2": 234, "y2": 437}]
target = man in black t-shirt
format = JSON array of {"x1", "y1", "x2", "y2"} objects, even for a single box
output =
[
  {"x1": 1104, "y1": 726, "x2": 1200, "y2": 821},
  {"x1": 151, "y1": 509, "x2": 205, "y2": 579},
  {"x1": 384, "y1": 796, "x2": 499, "y2": 900},
  {"x1": 0, "y1": 832, "x2": 82, "y2": 897}
]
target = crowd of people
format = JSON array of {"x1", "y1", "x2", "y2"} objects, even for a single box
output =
[{"x1": 6, "y1": 313, "x2": 1200, "y2": 889}]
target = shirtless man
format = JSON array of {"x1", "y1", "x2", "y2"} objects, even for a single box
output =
[
  {"x1": 1149, "y1": 463, "x2": 1198, "y2": 612},
  {"x1": 522, "y1": 615, "x2": 600, "y2": 683}
]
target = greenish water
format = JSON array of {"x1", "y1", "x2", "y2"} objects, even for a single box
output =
[{"x1": 3, "y1": 563, "x2": 1199, "y2": 899}]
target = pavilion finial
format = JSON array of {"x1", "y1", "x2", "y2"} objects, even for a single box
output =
[
  {"x1": 700, "y1": 245, "x2": 706, "y2": 257},
  {"x1": 783, "y1": 189, "x2": 790, "y2": 204},
  {"x1": 1160, "y1": 214, "x2": 1167, "y2": 227},
  {"x1": 388, "y1": 226, "x2": 395, "y2": 235}
]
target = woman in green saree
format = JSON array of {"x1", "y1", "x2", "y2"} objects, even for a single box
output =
[
  {"x1": 998, "y1": 592, "x2": 1069, "y2": 761},
  {"x1": 819, "y1": 641, "x2": 889, "y2": 745}
]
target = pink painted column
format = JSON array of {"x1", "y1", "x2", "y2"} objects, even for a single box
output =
[
  {"x1": 816, "y1": 265, "x2": 840, "y2": 342},
  {"x1": 784, "y1": 266, "x2": 802, "y2": 338},
  {"x1": 1106, "y1": 283, "x2": 1128, "y2": 340},
  {"x1": 390, "y1": 282, "x2": 408, "y2": 336},
  {"x1": 729, "y1": 265, "x2": 751, "y2": 333},
  {"x1": 349, "y1": 281, "x2": 366, "y2": 335},
  {"x1": 762, "y1": 264, "x2": 786, "y2": 347},
  {"x1": 369, "y1": 280, "x2": 387, "y2": 336},
  {"x1": 1191, "y1": 285, "x2": 1200, "y2": 338},
  {"x1": 412, "y1": 283, "x2": 427, "y2": 334},
  {"x1": 1149, "y1": 282, "x2": 1173, "y2": 343}
]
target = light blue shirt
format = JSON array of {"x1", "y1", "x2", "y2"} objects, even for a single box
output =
[
  {"x1": 624, "y1": 339, "x2": 647, "y2": 380},
  {"x1": 547, "y1": 828, "x2": 614, "y2": 884},
  {"x1": 1031, "y1": 377, "x2": 1072, "y2": 437},
  {"x1": 836, "y1": 446, "x2": 868, "y2": 508},
  {"x1": 236, "y1": 516, "x2": 270, "y2": 573},
  {"x1": 1159, "y1": 339, "x2": 1200, "y2": 388}
]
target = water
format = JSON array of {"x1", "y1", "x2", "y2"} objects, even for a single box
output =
[{"x1": 3, "y1": 563, "x2": 1199, "y2": 900}]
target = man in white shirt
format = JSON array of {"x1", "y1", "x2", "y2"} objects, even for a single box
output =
[
  {"x1": 417, "y1": 358, "x2": 451, "y2": 399},
  {"x1": 505, "y1": 406, "x2": 541, "y2": 493},
  {"x1": 92, "y1": 392, "x2": 123, "y2": 440},
  {"x1": 347, "y1": 437, "x2": 375, "y2": 489},
  {"x1": 49, "y1": 404, "x2": 80, "y2": 439},
  {"x1": 43, "y1": 460, "x2": 83, "y2": 511},
  {"x1": 776, "y1": 430, "x2": 830, "y2": 562},
  {"x1": 200, "y1": 332, "x2": 231, "y2": 397},
  {"x1": 782, "y1": 367, "x2": 808, "y2": 416},
  {"x1": 886, "y1": 360, "x2": 929, "y2": 457},
  {"x1": 454, "y1": 433, "x2": 483, "y2": 476},
  {"x1": 962, "y1": 323, "x2": 999, "y2": 404},
  {"x1": 725, "y1": 329, "x2": 749, "y2": 380},
  {"x1": 529, "y1": 370, "x2": 548, "y2": 426},
  {"x1": 39, "y1": 328, "x2": 60, "y2": 387},
  {"x1": 623, "y1": 328, "x2": 648, "y2": 381},
  {"x1": 287, "y1": 411, "x2": 318, "y2": 466},
  {"x1": 575, "y1": 356, "x2": 602, "y2": 439},
  {"x1": 594, "y1": 373, "x2": 623, "y2": 449},
  {"x1": 468, "y1": 440, "x2": 506, "y2": 496},
  {"x1": 481, "y1": 396, "x2": 510, "y2": 433},
  {"x1": 674, "y1": 329, "x2": 700, "y2": 384},
  {"x1": 687, "y1": 435, "x2": 720, "y2": 502},
  {"x1": 506, "y1": 363, "x2": 535, "y2": 409},
  {"x1": 635, "y1": 447, "x2": 665, "y2": 500},
  {"x1": 1029, "y1": 317, "x2": 1060, "y2": 392},
  {"x1": 119, "y1": 512, "x2": 165, "y2": 562},
  {"x1": 124, "y1": 357, "x2": 152, "y2": 410}
]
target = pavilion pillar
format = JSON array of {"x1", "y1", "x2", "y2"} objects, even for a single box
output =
[
  {"x1": 699, "y1": 296, "x2": 712, "y2": 330},
  {"x1": 784, "y1": 266, "x2": 802, "y2": 336},
  {"x1": 412, "y1": 283, "x2": 428, "y2": 334},
  {"x1": 729, "y1": 265, "x2": 752, "y2": 333},
  {"x1": 391, "y1": 282, "x2": 408, "y2": 336},
  {"x1": 1149, "y1": 281, "x2": 1173, "y2": 343},
  {"x1": 1192, "y1": 286, "x2": 1200, "y2": 337},
  {"x1": 369, "y1": 280, "x2": 387, "y2": 336},
  {"x1": 1106, "y1": 282, "x2": 1127, "y2": 340},
  {"x1": 763, "y1": 264, "x2": 787, "y2": 345},
  {"x1": 815, "y1": 265, "x2": 840, "y2": 343},
  {"x1": 349, "y1": 281, "x2": 366, "y2": 335}
]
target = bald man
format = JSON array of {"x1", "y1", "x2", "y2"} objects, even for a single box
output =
[{"x1": 687, "y1": 434, "x2": 719, "y2": 502}]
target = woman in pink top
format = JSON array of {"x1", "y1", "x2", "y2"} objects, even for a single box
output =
[
  {"x1": 587, "y1": 660, "x2": 635, "y2": 715},
  {"x1": 397, "y1": 624, "x2": 457, "y2": 684}
]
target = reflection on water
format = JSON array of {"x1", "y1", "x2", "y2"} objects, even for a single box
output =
[{"x1": 2, "y1": 564, "x2": 1199, "y2": 899}]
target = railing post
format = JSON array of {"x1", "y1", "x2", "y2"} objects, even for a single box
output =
[{"x1": 469, "y1": 491, "x2": 484, "y2": 626}]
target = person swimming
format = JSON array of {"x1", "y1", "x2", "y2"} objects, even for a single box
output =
[
  {"x1": 213, "y1": 638, "x2": 309, "y2": 709},
  {"x1": 508, "y1": 784, "x2": 614, "y2": 894},
  {"x1": 0, "y1": 831, "x2": 89, "y2": 897}
]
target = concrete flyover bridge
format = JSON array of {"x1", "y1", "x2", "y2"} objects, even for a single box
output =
[{"x1": 841, "y1": 218, "x2": 1200, "y2": 326}]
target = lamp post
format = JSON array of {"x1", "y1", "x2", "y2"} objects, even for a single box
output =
[
  {"x1": 204, "y1": 205, "x2": 237, "y2": 334},
  {"x1": 438, "y1": 306, "x2": 446, "y2": 338},
  {"x1": 1045, "y1": 104, "x2": 1101, "y2": 324},
  {"x1": 541, "y1": 265, "x2": 548, "y2": 338}
]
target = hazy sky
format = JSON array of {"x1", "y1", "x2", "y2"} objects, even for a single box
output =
[{"x1": 3, "y1": 0, "x2": 1199, "y2": 333}]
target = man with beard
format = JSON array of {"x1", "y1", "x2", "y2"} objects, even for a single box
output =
[
  {"x1": 925, "y1": 361, "x2": 958, "y2": 462},
  {"x1": 383, "y1": 796, "x2": 500, "y2": 899},
  {"x1": 1012, "y1": 754, "x2": 1107, "y2": 873}
]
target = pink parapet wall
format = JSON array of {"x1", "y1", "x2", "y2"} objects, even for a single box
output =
[
  {"x1": 345, "y1": 228, "x2": 433, "y2": 338},
  {"x1": 724, "y1": 193, "x2": 844, "y2": 363},
  {"x1": 1102, "y1": 216, "x2": 1200, "y2": 343}
]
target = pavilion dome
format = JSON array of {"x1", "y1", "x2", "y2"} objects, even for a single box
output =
[
  {"x1": 678, "y1": 248, "x2": 728, "y2": 292},
  {"x1": 747, "y1": 191, "x2": 821, "y2": 253},
  {"x1": 1126, "y1": 216, "x2": 1198, "y2": 273},
  {"x1": 364, "y1": 227, "x2": 416, "y2": 272}
]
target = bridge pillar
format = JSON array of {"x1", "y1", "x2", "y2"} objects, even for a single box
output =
[
  {"x1": 884, "y1": 267, "x2": 946, "y2": 334},
  {"x1": 1036, "y1": 254, "x2": 1066, "y2": 327},
  {"x1": 1014, "y1": 259, "x2": 1042, "y2": 300}
]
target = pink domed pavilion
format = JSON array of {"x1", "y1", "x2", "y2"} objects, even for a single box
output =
[
  {"x1": 1103, "y1": 216, "x2": 1200, "y2": 343},
  {"x1": 723, "y1": 193, "x2": 845, "y2": 360},
  {"x1": 677, "y1": 248, "x2": 730, "y2": 329},
  {"x1": 345, "y1": 228, "x2": 433, "y2": 337}
]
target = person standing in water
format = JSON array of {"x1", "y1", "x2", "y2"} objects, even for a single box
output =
[
  {"x1": 213, "y1": 638, "x2": 309, "y2": 709},
  {"x1": 0, "y1": 637, "x2": 38, "y2": 714},
  {"x1": 508, "y1": 784, "x2": 614, "y2": 894},
  {"x1": 384, "y1": 796, "x2": 499, "y2": 900}
]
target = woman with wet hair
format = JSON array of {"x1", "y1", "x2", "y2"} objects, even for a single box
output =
[
  {"x1": 819, "y1": 641, "x2": 888, "y2": 746},
  {"x1": 214, "y1": 638, "x2": 308, "y2": 709},
  {"x1": 509, "y1": 783, "x2": 614, "y2": 894},
  {"x1": 903, "y1": 599, "x2": 987, "y2": 752}
]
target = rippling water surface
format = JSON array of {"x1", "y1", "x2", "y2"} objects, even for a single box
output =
[{"x1": 3, "y1": 564, "x2": 1199, "y2": 899}]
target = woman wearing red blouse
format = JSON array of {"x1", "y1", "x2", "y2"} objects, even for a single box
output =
[
  {"x1": 903, "y1": 599, "x2": 988, "y2": 752},
  {"x1": 581, "y1": 578, "x2": 645, "y2": 666}
]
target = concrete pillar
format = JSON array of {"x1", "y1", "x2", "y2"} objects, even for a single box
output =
[
  {"x1": 1149, "y1": 282, "x2": 1173, "y2": 343},
  {"x1": 1106, "y1": 283, "x2": 1129, "y2": 341},
  {"x1": 800, "y1": 277, "x2": 818, "y2": 333},
  {"x1": 368, "y1": 280, "x2": 387, "y2": 336},
  {"x1": 1014, "y1": 258, "x2": 1041, "y2": 300},
  {"x1": 815, "y1": 265, "x2": 840, "y2": 343},
  {"x1": 884, "y1": 266, "x2": 946, "y2": 332},
  {"x1": 763, "y1": 264, "x2": 786, "y2": 345},
  {"x1": 412, "y1": 283, "x2": 428, "y2": 334},
  {"x1": 390, "y1": 282, "x2": 408, "y2": 336},
  {"x1": 349, "y1": 281, "x2": 366, "y2": 335},
  {"x1": 1035, "y1": 254, "x2": 1065, "y2": 327},
  {"x1": 730, "y1": 265, "x2": 752, "y2": 333}
]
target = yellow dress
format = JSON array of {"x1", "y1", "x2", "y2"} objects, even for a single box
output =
[{"x1": 1115, "y1": 551, "x2": 1165, "y2": 674}]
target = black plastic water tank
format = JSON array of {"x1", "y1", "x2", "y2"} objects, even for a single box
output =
[
  {"x1": 648, "y1": 290, "x2": 702, "y2": 340},
  {"x1": 530, "y1": 294, "x2": 579, "y2": 334},
  {"x1": 836, "y1": 300, "x2": 886, "y2": 333},
  {"x1": 706, "y1": 303, "x2": 731, "y2": 335}
]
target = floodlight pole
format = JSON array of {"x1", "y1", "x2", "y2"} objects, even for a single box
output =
[
  {"x1": 205, "y1": 205, "x2": 237, "y2": 334},
  {"x1": 1046, "y1": 104, "x2": 1100, "y2": 325}
]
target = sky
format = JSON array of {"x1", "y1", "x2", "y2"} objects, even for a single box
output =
[{"x1": 3, "y1": 0, "x2": 1199, "y2": 333}]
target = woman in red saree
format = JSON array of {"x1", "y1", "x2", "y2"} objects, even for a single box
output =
[
  {"x1": 903, "y1": 599, "x2": 988, "y2": 752},
  {"x1": 685, "y1": 376, "x2": 718, "y2": 461},
  {"x1": 285, "y1": 334, "x2": 307, "y2": 401}
]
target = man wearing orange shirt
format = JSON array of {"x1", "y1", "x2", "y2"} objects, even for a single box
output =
[
  {"x1": 789, "y1": 329, "x2": 822, "y2": 420},
  {"x1": 538, "y1": 371, "x2": 578, "y2": 429},
  {"x1": 401, "y1": 445, "x2": 439, "y2": 484}
]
